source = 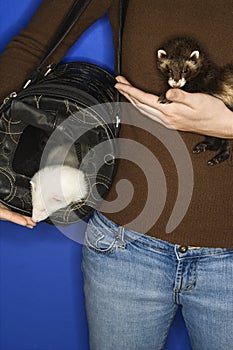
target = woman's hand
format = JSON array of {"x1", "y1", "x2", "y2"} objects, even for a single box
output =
[
  {"x1": 0, "y1": 203, "x2": 36, "y2": 229},
  {"x1": 115, "y1": 76, "x2": 233, "y2": 138}
]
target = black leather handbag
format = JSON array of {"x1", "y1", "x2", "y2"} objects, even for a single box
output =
[{"x1": 0, "y1": 0, "x2": 127, "y2": 225}]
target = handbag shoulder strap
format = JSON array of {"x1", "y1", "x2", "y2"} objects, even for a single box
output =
[
  {"x1": 24, "y1": 0, "x2": 128, "y2": 88},
  {"x1": 24, "y1": 0, "x2": 91, "y2": 87},
  {"x1": 40, "y1": 0, "x2": 92, "y2": 70},
  {"x1": 117, "y1": 0, "x2": 128, "y2": 77}
]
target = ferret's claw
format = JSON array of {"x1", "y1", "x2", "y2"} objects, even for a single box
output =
[
  {"x1": 158, "y1": 94, "x2": 172, "y2": 104},
  {"x1": 192, "y1": 143, "x2": 208, "y2": 154},
  {"x1": 207, "y1": 151, "x2": 230, "y2": 166}
]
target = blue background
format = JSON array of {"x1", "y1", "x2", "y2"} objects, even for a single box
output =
[{"x1": 0, "y1": 1, "x2": 192, "y2": 349}]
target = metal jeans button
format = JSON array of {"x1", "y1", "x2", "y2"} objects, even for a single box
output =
[{"x1": 179, "y1": 246, "x2": 188, "y2": 253}]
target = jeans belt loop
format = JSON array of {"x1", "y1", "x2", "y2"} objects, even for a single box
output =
[{"x1": 115, "y1": 226, "x2": 126, "y2": 249}]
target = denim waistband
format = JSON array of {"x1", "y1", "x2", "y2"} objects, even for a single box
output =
[{"x1": 92, "y1": 211, "x2": 233, "y2": 257}]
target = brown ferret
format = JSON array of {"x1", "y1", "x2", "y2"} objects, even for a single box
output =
[{"x1": 156, "y1": 37, "x2": 233, "y2": 166}]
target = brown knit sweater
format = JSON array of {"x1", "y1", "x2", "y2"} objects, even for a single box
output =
[{"x1": 0, "y1": 0, "x2": 233, "y2": 248}]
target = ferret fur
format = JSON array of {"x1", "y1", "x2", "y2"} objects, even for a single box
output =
[
  {"x1": 30, "y1": 144, "x2": 88, "y2": 222},
  {"x1": 156, "y1": 37, "x2": 233, "y2": 165}
]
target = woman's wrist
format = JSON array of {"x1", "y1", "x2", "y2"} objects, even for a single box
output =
[{"x1": 223, "y1": 108, "x2": 233, "y2": 139}]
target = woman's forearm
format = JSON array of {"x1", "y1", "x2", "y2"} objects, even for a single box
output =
[{"x1": 0, "y1": 0, "x2": 112, "y2": 101}]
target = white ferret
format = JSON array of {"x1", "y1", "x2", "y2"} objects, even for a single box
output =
[{"x1": 30, "y1": 144, "x2": 88, "y2": 222}]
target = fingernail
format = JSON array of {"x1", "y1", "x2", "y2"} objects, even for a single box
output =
[
  {"x1": 114, "y1": 85, "x2": 121, "y2": 91},
  {"x1": 27, "y1": 224, "x2": 36, "y2": 229}
]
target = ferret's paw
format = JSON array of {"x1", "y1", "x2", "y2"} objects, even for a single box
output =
[
  {"x1": 207, "y1": 151, "x2": 230, "y2": 166},
  {"x1": 158, "y1": 94, "x2": 172, "y2": 104},
  {"x1": 192, "y1": 142, "x2": 208, "y2": 154},
  {"x1": 32, "y1": 210, "x2": 49, "y2": 223}
]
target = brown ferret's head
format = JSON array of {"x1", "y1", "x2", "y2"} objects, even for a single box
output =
[{"x1": 156, "y1": 37, "x2": 205, "y2": 88}]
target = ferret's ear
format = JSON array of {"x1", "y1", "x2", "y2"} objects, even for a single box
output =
[
  {"x1": 157, "y1": 49, "x2": 167, "y2": 59},
  {"x1": 190, "y1": 50, "x2": 200, "y2": 62},
  {"x1": 30, "y1": 180, "x2": 36, "y2": 192}
]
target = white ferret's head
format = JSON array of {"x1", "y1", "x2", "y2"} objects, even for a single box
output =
[{"x1": 30, "y1": 165, "x2": 88, "y2": 222}]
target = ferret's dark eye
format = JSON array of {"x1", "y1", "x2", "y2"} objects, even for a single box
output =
[
  {"x1": 166, "y1": 65, "x2": 172, "y2": 73},
  {"x1": 182, "y1": 67, "x2": 190, "y2": 74}
]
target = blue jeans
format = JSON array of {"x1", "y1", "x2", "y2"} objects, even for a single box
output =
[{"x1": 82, "y1": 211, "x2": 233, "y2": 350}]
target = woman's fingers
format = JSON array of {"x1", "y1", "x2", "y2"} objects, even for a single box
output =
[
  {"x1": 115, "y1": 76, "x2": 173, "y2": 126},
  {"x1": 115, "y1": 76, "x2": 159, "y2": 106},
  {"x1": 0, "y1": 203, "x2": 36, "y2": 228}
]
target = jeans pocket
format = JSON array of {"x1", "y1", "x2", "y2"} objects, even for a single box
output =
[{"x1": 84, "y1": 218, "x2": 117, "y2": 254}]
